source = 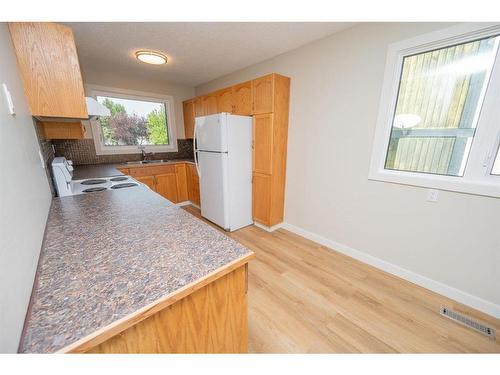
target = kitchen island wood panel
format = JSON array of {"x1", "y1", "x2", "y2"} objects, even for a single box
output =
[
  {"x1": 20, "y1": 186, "x2": 253, "y2": 353},
  {"x1": 84, "y1": 265, "x2": 248, "y2": 353}
]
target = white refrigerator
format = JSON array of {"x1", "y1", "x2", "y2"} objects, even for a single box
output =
[{"x1": 194, "y1": 113, "x2": 253, "y2": 231}]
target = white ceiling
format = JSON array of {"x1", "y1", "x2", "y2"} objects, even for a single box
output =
[{"x1": 66, "y1": 23, "x2": 355, "y2": 87}]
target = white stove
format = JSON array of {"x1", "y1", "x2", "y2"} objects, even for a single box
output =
[{"x1": 51, "y1": 157, "x2": 140, "y2": 197}]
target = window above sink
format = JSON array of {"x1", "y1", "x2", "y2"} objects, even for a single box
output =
[{"x1": 87, "y1": 85, "x2": 178, "y2": 155}]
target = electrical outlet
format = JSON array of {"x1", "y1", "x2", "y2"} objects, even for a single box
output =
[{"x1": 426, "y1": 189, "x2": 439, "y2": 202}]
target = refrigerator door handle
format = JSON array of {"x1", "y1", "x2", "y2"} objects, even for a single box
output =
[
  {"x1": 193, "y1": 118, "x2": 198, "y2": 151},
  {"x1": 194, "y1": 150, "x2": 201, "y2": 177},
  {"x1": 193, "y1": 123, "x2": 201, "y2": 177}
]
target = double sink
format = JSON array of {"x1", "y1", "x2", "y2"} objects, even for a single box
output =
[{"x1": 126, "y1": 160, "x2": 164, "y2": 165}]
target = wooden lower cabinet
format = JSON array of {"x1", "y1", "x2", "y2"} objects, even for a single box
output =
[
  {"x1": 175, "y1": 164, "x2": 189, "y2": 202},
  {"x1": 135, "y1": 175, "x2": 156, "y2": 191},
  {"x1": 155, "y1": 173, "x2": 179, "y2": 203},
  {"x1": 123, "y1": 163, "x2": 199, "y2": 205},
  {"x1": 252, "y1": 173, "x2": 272, "y2": 226},
  {"x1": 186, "y1": 163, "x2": 201, "y2": 206},
  {"x1": 84, "y1": 265, "x2": 249, "y2": 353}
]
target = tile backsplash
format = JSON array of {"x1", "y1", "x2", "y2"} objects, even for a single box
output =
[
  {"x1": 33, "y1": 121, "x2": 56, "y2": 196},
  {"x1": 53, "y1": 138, "x2": 194, "y2": 165}
]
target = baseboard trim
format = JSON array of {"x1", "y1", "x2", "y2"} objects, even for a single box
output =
[
  {"x1": 254, "y1": 221, "x2": 284, "y2": 232},
  {"x1": 281, "y1": 222, "x2": 500, "y2": 319}
]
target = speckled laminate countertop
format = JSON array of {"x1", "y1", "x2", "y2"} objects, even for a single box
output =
[
  {"x1": 72, "y1": 159, "x2": 195, "y2": 180},
  {"x1": 20, "y1": 185, "x2": 252, "y2": 353},
  {"x1": 72, "y1": 164, "x2": 124, "y2": 180},
  {"x1": 117, "y1": 159, "x2": 195, "y2": 169}
]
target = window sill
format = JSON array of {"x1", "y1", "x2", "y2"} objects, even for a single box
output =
[{"x1": 368, "y1": 170, "x2": 500, "y2": 198}]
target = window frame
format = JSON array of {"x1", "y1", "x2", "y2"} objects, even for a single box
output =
[
  {"x1": 369, "y1": 23, "x2": 500, "y2": 198},
  {"x1": 87, "y1": 85, "x2": 178, "y2": 155}
]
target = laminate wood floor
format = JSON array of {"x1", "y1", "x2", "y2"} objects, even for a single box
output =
[{"x1": 182, "y1": 205, "x2": 500, "y2": 353}]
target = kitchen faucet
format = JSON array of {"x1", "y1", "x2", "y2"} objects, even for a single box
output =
[{"x1": 139, "y1": 146, "x2": 148, "y2": 161}]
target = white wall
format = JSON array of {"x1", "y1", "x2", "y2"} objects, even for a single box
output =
[
  {"x1": 0, "y1": 23, "x2": 52, "y2": 352},
  {"x1": 196, "y1": 23, "x2": 500, "y2": 316},
  {"x1": 81, "y1": 67, "x2": 195, "y2": 139}
]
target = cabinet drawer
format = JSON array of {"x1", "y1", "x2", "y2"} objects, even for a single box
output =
[{"x1": 128, "y1": 165, "x2": 175, "y2": 177}]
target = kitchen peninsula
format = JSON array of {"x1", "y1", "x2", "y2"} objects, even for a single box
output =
[{"x1": 20, "y1": 185, "x2": 254, "y2": 353}]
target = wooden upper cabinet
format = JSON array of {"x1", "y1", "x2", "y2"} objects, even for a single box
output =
[
  {"x1": 216, "y1": 88, "x2": 233, "y2": 113},
  {"x1": 8, "y1": 22, "x2": 88, "y2": 119},
  {"x1": 194, "y1": 97, "x2": 204, "y2": 118},
  {"x1": 252, "y1": 74, "x2": 274, "y2": 115},
  {"x1": 232, "y1": 81, "x2": 252, "y2": 115},
  {"x1": 183, "y1": 100, "x2": 195, "y2": 139},
  {"x1": 202, "y1": 94, "x2": 218, "y2": 116},
  {"x1": 253, "y1": 114, "x2": 273, "y2": 175},
  {"x1": 39, "y1": 121, "x2": 85, "y2": 140}
]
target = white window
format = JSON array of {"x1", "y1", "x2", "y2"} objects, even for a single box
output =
[
  {"x1": 88, "y1": 86, "x2": 177, "y2": 155},
  {"x1": 369, "y1": 23, "x2": 500, "y2": 198}
]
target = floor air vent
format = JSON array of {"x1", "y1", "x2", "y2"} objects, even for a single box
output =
[{"x1": 440, "y1": 306, "x2": 495, "y2": 339}]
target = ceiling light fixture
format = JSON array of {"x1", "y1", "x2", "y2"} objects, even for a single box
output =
[{"x1": 135, "y1": 50, "x2": 168, "y2": 65}]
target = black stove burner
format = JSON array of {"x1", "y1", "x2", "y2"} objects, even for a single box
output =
[
  {"x1": 111, "y1": 182, "x2": 138, "y2": 189},
  {"x1": 110, "y1": 176, "x2": 128, "y2": 182},
  {"x1": 81, "y1": 179, "x2": 107, "y2": 185},
  {"x1": 82, "y1": 187, "x2": 107, "y2": 193}
]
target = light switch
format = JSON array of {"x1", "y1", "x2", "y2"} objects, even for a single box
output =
[
  {"x1": 426, "y1": 189, "x2": 439, "y2": 202},
  {"x1": 2, "y1": 83, "x2": 15, "y2": 115}
]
